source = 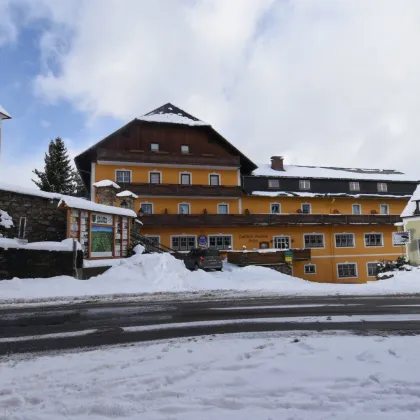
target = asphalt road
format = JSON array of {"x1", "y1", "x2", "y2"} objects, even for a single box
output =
[{"x1": 2, "y1": 294, "x2": 420, "y2": 355}]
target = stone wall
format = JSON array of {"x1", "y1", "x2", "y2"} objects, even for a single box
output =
[
  {"x1": 0, "y1": 190, "x2": 67, "y2": 242},
  {"x1": 0, "y1": 248, "x2": 83, "y2": 280}
]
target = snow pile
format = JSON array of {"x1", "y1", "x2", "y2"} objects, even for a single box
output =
[
  {"x1": 2, "y1": 251, "x2": 420, "y2": 303},
  {"x1": 0, "y1": 238, "x2": 82, "y2": 251},
  {"x1": 2, "y1": 333, "x2": 420, "y2": 419},
  {"x1": 93, "y1": 179, "x2": 120, "y2": 189},
  {"x1": 0, "y1": 209, "x2": 13, "y2": 229}
]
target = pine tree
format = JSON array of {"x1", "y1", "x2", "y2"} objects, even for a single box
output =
[
  {"x1": 32, "y1": 137, "x2": 75, "y2": 195},
  {"x1": 72, "y1": 169, "x2": 88, "y2": 198}
]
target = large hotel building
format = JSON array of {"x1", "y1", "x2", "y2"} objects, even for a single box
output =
[{"x1": 75, "y1": 103, "x2": 418, "y2": 283}]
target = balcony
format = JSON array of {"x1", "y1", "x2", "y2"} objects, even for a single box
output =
[
  {"x1": 139, "y1": 213, "x2": 402, "y2": 227},
  {"x1": 128, "y1": 182, "x2": 243, "y2": 197},
  {"x1": 97, "y1": 148, "x2": 241, "y2": 167},
  {"x1": 227, "y1": 249, "x2": 311, "y2": 266}
]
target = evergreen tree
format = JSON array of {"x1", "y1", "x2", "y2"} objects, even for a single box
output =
[
  {"x1": 72, "y1": 169, "x2": 88, "y2": 198},
  {"x1": 32, "y1": 137, "x2": 75, "y2": 195}
]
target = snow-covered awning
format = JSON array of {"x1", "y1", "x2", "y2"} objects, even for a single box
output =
[{"x1": 58, "y1": 197, "x2": 136, "y2": 217}]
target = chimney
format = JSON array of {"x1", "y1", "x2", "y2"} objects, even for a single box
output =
[
  {"x1": 271, "y1": 156, "x2": 284, "y2": 171},
  {"x1": 93, "y1": 180, "x2": 120, "y2": 206}
]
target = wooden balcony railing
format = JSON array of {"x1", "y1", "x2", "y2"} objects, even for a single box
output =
[
  {"x1": 139, "y1": 213, "x2": 402, "y2": 227},
  {"x1": 97, "y1": 148, "x2": 241, "y2": 167},
  {"x1": 127, "y1": 182, "x2": 243, "y2": 197}
]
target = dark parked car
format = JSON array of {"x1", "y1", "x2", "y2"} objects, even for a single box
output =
[{"x1": 184, "y1": 248, "x2": 223, "y2": 271}]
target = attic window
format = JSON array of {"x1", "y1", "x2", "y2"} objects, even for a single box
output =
[
  {"x1": 150, "y1": 143, "x2": 159, "y2": 152},
  {"x1": 268, "y1": 179, "x2": 280, "y2": 189},
  {"x1": 377, "y1": 183, "x2": 388, "y2": 192},
  {"x1": 299, "y1": 180, "x2": 311, "y2": 190},
  {"x1": 349, "y1": 181, "x2": 360, "y2": 191},
  {"x1": 181, "y1": 145, "x2": 189, "y2": 154}
]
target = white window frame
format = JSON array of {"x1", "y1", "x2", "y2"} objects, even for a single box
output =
[
  {"x1": 209, "y1": 173, "x2": 221, "y2": 186},
  {"x1": 18, "y1": 217, "x2": 27, "y2": 240},
  {"x1": 337, "y1": 262, "x2": 358, "y2": 279},
  {"x1": 303, "y1": 233, "x2": 325, "y2": 249},
  {"x1": 115, "y1": 169, "x2": 132, "y2": 183},
  {"x1": 140, "y1": 202, "x2": 154, "y2": 214},
  {"x1": 181, "y1": 145, "x2": 189, "y2": 154},
  {"x1": 273, "y1": 235, "x2": 291, "y2": 250},
  {"x1": 299, "y1": 180, "x2": 311, "y2": 190},
  {"x1": 380, "y1": 204, "x2": 389, "y2": 215},
  {"x1": 366, "y1": 261, "x2": 379, "y2": 278},
  {"x1": 270, "y1": 203, "x2": 281, "y2": 214},
  {"x1": 349, "y1": 181, "x2": 360, "y2": 191},
  {"x1": 208, "y1": 234, "x2": 233, "y2": 250},
  {"x1": 334, "y1": 233, "x2": 356, "y2": 248},
  {"x1": 377, "y1": 182, "x2": 388, "y2": 192},
  {"x1": 150, "y1": 143, "x2": 159, "y2": 152},
  {"x1": 178, "y1": 202, "x2": 191, "y2": 215},
  {"x1": 268, "y1": 179, "x2": 280, "y2": 189},
  {"x1": 301, "y1": 203, "x2": 312, "y2": 214},
  {"x1": 352, "y1": 204, "x2": 362, "y2": 215},
  {"x1": 217, "y1": 203, "x2": 229, "y2": 215},
  {"x1": 170, "y1": 235, "x2": 197, "y2": 251},
  {"x1": 179, "y1": 171, "x2": 192, "y2": 185},
  {"x1": 364, "y1": 232, "x2": 384, "y2": 248},
  {"x1": 304, "y1": 264, "x2": 316, "y2": 275},
  {"x1": 149, "y1": 170, "x2": 162, "y2": 184}
]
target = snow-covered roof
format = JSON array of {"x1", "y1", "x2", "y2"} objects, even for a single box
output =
[
  {"x1": 138, "y1": 103, "x2": 209, "y2": 127},
  {"x1": 251, "y1": 191, "x2": 412, "y2": 199},
  {"x1": 117, "y1": 190, "x2": 138, "y2": 199},
  {"x1": 253, "y1": 164, "x2": 418, "y2": 182},
  {"x1": 93, "y1": 180, "x2": 120, "y2": 189},
  {"x1": 401, "y1": 184, "x2": 420, "y2": 218},
  {"x1": 0, "y1": 238, "x2": 82, "y2": 251},
  {"x1": 0, "y1": 104, "x2": 11, "y2": 119},
  {"x1": 0, "y1": 181, "x2": 136, "y2": 217}
]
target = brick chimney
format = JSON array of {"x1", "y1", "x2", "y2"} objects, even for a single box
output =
[
  {"x1": 117, "y1": 190, "x2": 138, "y2": 211},
  {"x1": 93, "y1": 180, "x2": 120, "y2": 206},
  {"x1": 271, "y1": 156, "x2": 284, "y2": 171}
]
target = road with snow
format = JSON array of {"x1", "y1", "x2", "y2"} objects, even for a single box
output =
[{"x1": 3, "y1": 294, "x2": 420, "y2": 355}]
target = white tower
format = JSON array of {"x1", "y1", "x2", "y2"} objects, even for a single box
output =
[{"x1": 0, "y1": 105, "x2": 11, "y2": 160}]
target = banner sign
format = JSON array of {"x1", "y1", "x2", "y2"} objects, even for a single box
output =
[{"x1": 392, "y1": 231, "x2": 411, "y2": 246}]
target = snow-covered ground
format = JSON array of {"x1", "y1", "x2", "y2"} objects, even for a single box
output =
[
  {"x1": 2, "y1": 332, "x2": 420, "y2": 419},
  {"x1": 1, "y1": 251, "x2": 420, "y2": 304}
]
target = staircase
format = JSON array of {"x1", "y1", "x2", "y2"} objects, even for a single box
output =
[{"x1": 131, "y1": 232, "x2": 185, "y2": 259}]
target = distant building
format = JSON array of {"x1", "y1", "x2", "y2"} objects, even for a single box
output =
[
  {"x1": 75, "y1": 102, "x2": 420, "y2": 283},
  {"x1": 401, "y1": 185, "x2": 420, "y2": 265},
  {"x1": 0, "y1": 104, "x2": 11, "y2": 159}
]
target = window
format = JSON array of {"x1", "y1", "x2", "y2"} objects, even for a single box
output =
[
  {"x1": 179, "y1": 203, "x2": 190, "y2": 214},
  {"x1": 181, "y1": 145, "x2": 189, "y2": 154},
  {"x1": 349, "y1": 182, "x2": 360, "y2": 191},
  {"x1": 377, "y1": 183, "x2": 388, "y2": 192},
  {"x1": 270, "y1": 203, "x2": 281, "y2": 214},
  {"x1": 217, "y1": 204, "x2": 229, "y2": 214},
  {"x1": 180, "y1": 173, "x2": 191, "y2": 185},
  {"x1": 209, "y1": 235, "x2": 232, "y2": 250},
  {"x1": 209, "y1": 174, "x2": 220, "y2": 186},
  {"x1": 140, "y1": 203, "x2": 153, "y2": 214},
  {"x1": 116, "y1": 170, "x2": 131, "y2": 183},
  {"x1": 304, "y1": 264, "x2": 316, "y2": 274},
  {"x1": 150, "y1": 143, "x2": 159, "y2": 152},
  {"x1": 367, "y1": 262, "x2": 379, "y2": 277},
  {"x1": 335, "y1": 233, "x2": 355, "y2": 248},
  {"x1": 304, "y1": 234, "x2": 324, "y2": 248},
  {"x1": 352, "y1": 204, "x2": 361, "y2": 215},
  {"x1": 338, "y1": 263, "x2": 357, "y2": 278},
  {"x1": 149, "y1": 172, "x2": 161, "y2": 184},
  {"x1": 171, "y1": 236, "x2": 196, "y2": 251},
  {"x1": 380, "y1": 204, "x2": 389, "y2": 215},
  {"x1": 18, "y1": 217, "x2": 27, "y2": 240},
  {"x1": 273, "y1": 236, "x2": 290, "y2": 249},
  {"x1": 301, "y1": 203, "x2": 312, "y2": 214},
  {"x1": 299, "y1": 180, "x2": 311, "y2": 190},
  {"x1": 364, "y1": 233, "x2": 383, "y2": 247},
  {"x1": 268, "y1": 179, "x2": 280, "y2": 189}
]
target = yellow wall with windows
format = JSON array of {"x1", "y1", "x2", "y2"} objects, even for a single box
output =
[
  {"x1": 129, "y1": 197, "x2": 240, "y2": 215},
  {"x1": 141, "y1": 225, "x2": 402, "y2": 283},
  {"x1": 242, "y1": 196, "x2": 407, "y2": 215},
  {"x1": 95, "y1": 164, "x2": 239, "y2": 186}
]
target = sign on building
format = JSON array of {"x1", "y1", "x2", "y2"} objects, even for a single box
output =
[{"x1": 392, "y1": 231, "x2": 411, "y2": 246}]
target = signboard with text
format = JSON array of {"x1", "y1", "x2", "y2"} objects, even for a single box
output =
[{"x1": 392, "y1": 231, "x2": 411, "y2": 246}]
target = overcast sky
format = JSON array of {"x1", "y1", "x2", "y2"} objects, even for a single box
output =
[{"x1": 1, "y1": 0, "x2": 420, "y2": 187}]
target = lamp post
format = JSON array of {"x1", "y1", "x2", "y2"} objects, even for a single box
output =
[{"x1": 0, "y1": 105, "x2": 11, "y2": 161}]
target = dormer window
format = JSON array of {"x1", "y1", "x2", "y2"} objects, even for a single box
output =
[
  {"x1": 299, "y1": 180, "x2": 311, "y2": 190},
  {"x1": 349, "y1": 181, "x2": 360, "y2": 191},
  {"x1": 377, "y1": 183, "x2": 387, "y2": 192},
  {"x1": 150, "y1": 143, "x2": 159, "y2": 152},
  {"x1": 268, "y1": 179, "x2": 280, "y2": 189},
  {"x1": 181, "y1": 145, "x2": 189, "y2": 154}
]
